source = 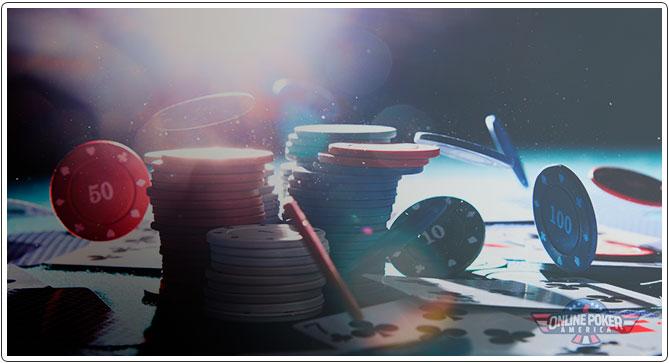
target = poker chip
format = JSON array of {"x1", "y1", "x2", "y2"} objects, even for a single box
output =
[
  {"x1": 204, "y1": 288, "x2": 322, "y2": 305},
  {"x1": 152, "y1": 205, "x2": 265, "y2": 219},
  {"x1": 146, "y1": 187, "x2": 260, "y2": 201},
  {"x1": 485, "y1": 115, "x2": 528, "y2": 187},
  {"x1": 292, "y1": 167, "x2": 402, "y2": 184},
  {"x1": 205, "y1": 269, "x2": 323, "y2": 285},
  {"x1": 328, "y1": 142, "x2": 440, "y2": 160},
  {"x1": 303, "y1": 214, "x2": 391, "y2": 226},
  {"x1": 204, "y1": 293, "x2": 325, "y2": 314},
  {"x1": 50, "y1": 140, "x2": 150, "y2": 241},
  {"x1": 210, "y1": 244, "x2": 319, "y2": 258},
  {"x1": 293, "y1": 197, "x2": 396, "y2": 209},
  {"x1": 287, "y1": 187, "x2": 397, "y2": 200},
  {"x1": 312, "y1": 162, "x2": 424, "y2": 176},
  {"x1": 204, "y1": 305, "x2": 322, "y2": 323},
  {"x1": 157, "y1": 147, "x2": 274, "y2": 167},
  {"x1": 150, "y1": 196, "x2": 264, "y2": 210},
  {"x1": 154, "y1": 213, "x2": 266, "y2": 227},
  {"x1": 294, "y1": 124, "x2": 397, "y2": 140},
  {"x1": 413, "y1": 131, "x2": 511, "y2": 168},
  {"x1": 207, "y1": 275, "x2": 327, "y2": 294},
  {"x1": 288, "y1": 178, "x2": 399, "y2": 192},
  {"x1": 150, "y1": 170, "x2": 265, "y2": 184},
  {"x1": 318, "y1": 152, "x2": 430, "y2": 168},
  {"x1": 533, "y1": 165, "x2": 598, "y2": 273},
  {"x1": 589, "y1": 166, "x2": 662, "y2": 207},
  {"x1": 595, "y1": 240, "x2": 659, "y2": 262},
  {"x1": 210, "y1": 262, "x2": 321, "y2": 276},
  {"x1": 316, "y1": 223, "x2": 387, "y2": 234},
  {"x1": 150, "y1": 179, "x2": 265, "y2": 192},
  {"x1": 152, "y1": 159, "x2": 266, "y2": 175},
  {"x1": 389, "y1": 197, "x2": 485, "y2": 278}
]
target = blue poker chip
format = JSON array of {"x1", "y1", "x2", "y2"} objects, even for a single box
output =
[
  {"x1": 312, "y1": 162, "x2": 424, "y2": 176},
  {"x1": 533, "y1": 165, "x2": 597, "y2": 273},
  {"x1": 414, "y1": 131, "x2": 511, "y2": 168},
  {"x1": 485, "y1": 115, "x2": 528, "y2": 187},
  {"x1": 288, "y1": 178, "x2": 399, "y2": 192},
  {"x1": 292, "y1": 167, "x2": 402, "y2": 184},
  {"x1": 291, "y1": 194, "x2": 396, "y2": 209},
  {"x1": 287, "y1": 187, "x2": 397, "y2": 201},
  {"x1": 388, "y1": 196, "x2": 485, "y2": 278}
]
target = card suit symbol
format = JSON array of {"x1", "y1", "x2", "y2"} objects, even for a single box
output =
[
  {"x1": 420, "y1": 303, "x2": 468, "y2": 321},
  {"x1": 558, "y1": 341, "x2": 618, "y2": 356},
  {"x1": 541, "y1": 175, "x2": 547, "y2": 184},
  {"x1": 86, "y1": 147, "x2": 95, "y2": 156},
  {"x1": 415, "y1": 264, "x2": 426, "y2": 274},
  {"x1": 534, "y1": 200, "x2": 540, "y2": 208},
  {"x1": 586, "y1": 295, "x2": 625, "y2": 303},
  {"x1": 467, "y1": 236, "x2": 478, "y2": 244},
  {"x1": 106, "y1": 229, "x2": 116, "y2": 239},
  {"x1": 117, "y1": 152, "x2": 128, "y2": 163},
  {"x1": 136, "y1": 179, "x2": 147, "y2": 187},
  {"x1": 484, "y1": 329, "x2": 535, "y2": 344},
  {"x1": 447, "y1": 259, "x2": 457, "y2": 268},
  {"x1": 576, "y1": 197, "x2": 583, "y2": 208},
  {"x1": 558, "y1": 173, "x2": 565, "y2": 183},
  {"x1": 416, "y1": 325, "x2": 467, "y2": 340},
  {"x1": 348, "y1": 320, "x2": 398, "y2": 338},
  {"x1": 60, "y1": 166, "x2": 70, "y2": 176},
  {"x1": 55, "y1": 199, "x2": 65, "y2": 207},
  {"x1": 466, "y1": 211, "x2": 476, "y2": 218},
  {"x1": 74, "y1": 224, "x2": 84, "y2": 233},
  {"x1": 130, "y1": 209, "x2": 141, "y2": 218},
  {"x1": 544, "y1": 282, "x2": 582, "y2": 291}
]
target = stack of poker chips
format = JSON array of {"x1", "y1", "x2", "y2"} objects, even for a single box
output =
[
  {"x1": 204, "y1": 224, "x2": 329, "y2": 322},
  {"x1": 145, "y1": 147, "x2": 274, "y2": 307},
  {"x1": 284, "y1": 141, "x2": 440, "y2": 304},
  {"x1": 278, "y1": 161, "x2": 297, "y2": 199},
  {"x1": 284, "y1": 124, "x2": 396, "y2": 168}
]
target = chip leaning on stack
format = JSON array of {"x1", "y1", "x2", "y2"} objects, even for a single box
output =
[{"x1": 145, "y1": 147, "x2": 274, "y2": 307}]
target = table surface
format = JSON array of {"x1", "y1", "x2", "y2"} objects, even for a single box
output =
[{"x1": 6, "y1": 149, "x2": 663, "y2": 356}]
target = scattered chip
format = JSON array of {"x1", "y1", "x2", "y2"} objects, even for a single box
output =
[
  {"x1": 414, "y1": 131, "x2": 511, "y2": 168},
  {"x1": 589, "y1": 166, "x2": 661, "y2": 207},
  {"x1": 50, "y1": 140, "x2": 150, "y2": 241},
  {"x1": 485, "y1": 115, "x2": 528, "y2": 187},
  {"x1": 318, "y1": 152, "x2": 430, "y2": 168},
  {"x1": 533, "y1": 165, "x2": 598, "y2": 273}
]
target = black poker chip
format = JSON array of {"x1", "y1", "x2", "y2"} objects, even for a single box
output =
[{"x1": 389, "y1": 196, "x2": 485, "y2": 278}]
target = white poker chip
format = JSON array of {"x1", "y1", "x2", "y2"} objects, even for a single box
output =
[
  {"x1": 209, "y1": 253, "x2": 317, "y2": 267},
  {"x1": 207, "y1": 276, "x2": 327, "y2": 294},
  {"x1": 209, "y1": 243, "x2": 327, "y2": 258},
  {"x1": 204, "y1": 287, "x2": 322, "y2": 304},
  {"x1": 207, "y1": 224, "x2": 326, "y2": 249},
  {"x1": 204, "y1": 305, "x2": 322, "y2": 322},
  {"x1": 210, "y1": 261, "x2": 321, "y2": 276},
  {"x1": 204, "y1": 293, "x2": 324, "y2": 314},
  {"x1": 205, "y1": 269, "x2": 323, "y2": 286}
]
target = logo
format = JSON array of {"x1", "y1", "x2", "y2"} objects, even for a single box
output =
[{"x1": 531, "y1": 299, "x2": 642, "y2": 345}]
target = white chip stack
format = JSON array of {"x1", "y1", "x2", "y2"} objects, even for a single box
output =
[{"x1": 204, "y1": 224, "x2": 329, "y2": 322}]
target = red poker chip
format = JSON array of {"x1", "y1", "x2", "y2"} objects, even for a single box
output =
[
  {"x1": 328, "y1": 142, "x2": 440, "y2": 160},
  {"x1": 317, "y1": 152, "x2": 429, "y2": 168},
  {"x1": 151, "y1": 160, "x2": 267, "y2": 175},
  {"x1": 595, "y1": 240, "x2": 659, "y2": 262},
  {"x1": 50, "y1": 140, "x2": 150, "y2": 241},
  {"x1": 153, "y1": 213, "x2": 266, "y2": 227},
  {"x1": 146, "y1": 187, "x2": 260, "y2": 201},
  {"x1": 157, "y1": 147, "x2": 274, "y2": 167},
  {"x1": 150, "y1": 196, "x2": 264, "y2": 210},
  {"x1": 150, "y1": 179, "x2": 265, "y2": 192},
  {"x1": 151, "y1": 170, "x2": 265, "y2": 184},
  {"x1": 152, "y1": 204, "x2": 265, "y2": 218}
]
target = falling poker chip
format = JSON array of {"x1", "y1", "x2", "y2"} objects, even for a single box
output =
[
  {"x1": 533, "y1": 165, "x2": 598, "y2": 273},
  {"x1": 50, "y1": 140, "x2": 150, "y2": 241},
  {"x1": 389, "y1": 196, "x2": 485, "y2": 278},
  {"x1": 589, "y1": 166, "x2": 662, "y2": 207}
]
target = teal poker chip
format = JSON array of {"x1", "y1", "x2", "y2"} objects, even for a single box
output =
[
  {"x1": 292, "y1": 167, "x2": 402, "y2": 184},
  {"x1": 295, "y1": 214, "x2": 390, "y2": 226},
  {"x1": 312, "y1": 162, "x2": 424, "y2": 176},
  {"x1": 298, "y1": 205, "x2": 392, "y2": 217},
  {"x1": 292, "y1": 195, "x2": 396, "y2": 209},
  {"x1": 322, "y1": 231, "x2": 387, "y2": 243},
  {"x1": 388, "y1": 196, "x2": 485, "y2": 278},
  {"x1": 288, "y1": 178, "x2": 398, "y2": 192},
  {"x1": 287, "y1": 187, "x2": 397, "y2": 201},
  {"x1": 313, "y1": 223, "x2": 387, "y2": 234},
  {"x1": 285, "y1": 141, "x2": 323, "y2": 156},
  {"x1": 533, "y1": 165, "x2": 597, "y2": 273},
  {"x1": 294, "y1": 124, "x2": 397, "y2": 141}
]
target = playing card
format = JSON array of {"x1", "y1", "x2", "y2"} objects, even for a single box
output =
[
  {"x1": 7, "y1": 264, "x2": 49, "y2": 290},
  {"x1": 44, "y1": 220, "x2": 161, "y2": 270}
]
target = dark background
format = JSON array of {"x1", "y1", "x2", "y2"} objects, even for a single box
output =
[{"x1": 7, "y1": 8, "x2": 662, "y2": 182}]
